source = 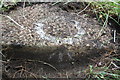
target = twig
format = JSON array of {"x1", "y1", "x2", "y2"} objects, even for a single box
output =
[
  {"x1": 13, "y1": 68, "x2": 37, "y2": 78},
  {"x1": 22, "y1": 0, "x2": 27, "y2": 20},
  {"x1": 0, "y1": 51, "x2": 6, "y2": 57},
  {"x1": 13, "y1": 69, "x2": 22, "y2": 78},
  {"x1": 23, "y1": 69, "x2": 37, "y2": 79},
  {"x1": 111, "y1": 62, "x2": 120, "y2": 69},
  {"x1": 0, "y1": 14, "x2": 24, "y2": 29},
  {"x1": 9, "y1": 59, "x2": 57, "y2": 71},
  {"x1": 27, "y1": 59, "x2": 58, "y2": 71},
  {"x1": 113, "y1": 30, "x2": 116, "y2": 43},
  {"x1": 77, "y1": 3, "x2": 90, "y2": 15},
  {"x1": 97, "y1": 13, "x2": 109, "y2": 39}
]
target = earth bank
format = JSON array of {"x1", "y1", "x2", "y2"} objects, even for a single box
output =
[{"x1": 1, "y1": 3, "x2": 119, "y2": 78}]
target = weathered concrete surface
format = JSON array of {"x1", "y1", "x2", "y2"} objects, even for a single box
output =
[{"x1": 1, "y1": 3, "x2": 115, "y2": 62}]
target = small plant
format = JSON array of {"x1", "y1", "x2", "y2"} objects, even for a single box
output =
[
  {"x1": 0, "y1": 0, "x2": 18, "y2": 13},
  {"x1": 86, "y1": 65, "x2": 120, "y2": 80},
  {"x1": 90, "y1": 1, "x2": 120, "y2": 26}
]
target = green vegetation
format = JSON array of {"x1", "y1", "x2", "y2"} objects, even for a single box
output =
[
  {"x1": 86, "y1": 63, "x2": 120, "y2": 80},
  {"x1": 0, "y1": 0, "x2": 18, "y2": 12},
  {"x1": 91, "y1": 1, "x2": 120, "y2": 16},
  {"x1": 90, "y1": 1, "x2": 120, "y2": 26}
]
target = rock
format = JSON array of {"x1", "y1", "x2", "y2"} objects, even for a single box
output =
[{"x1": 2, "y1": 3, "x2": 115, "y2": 62}]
